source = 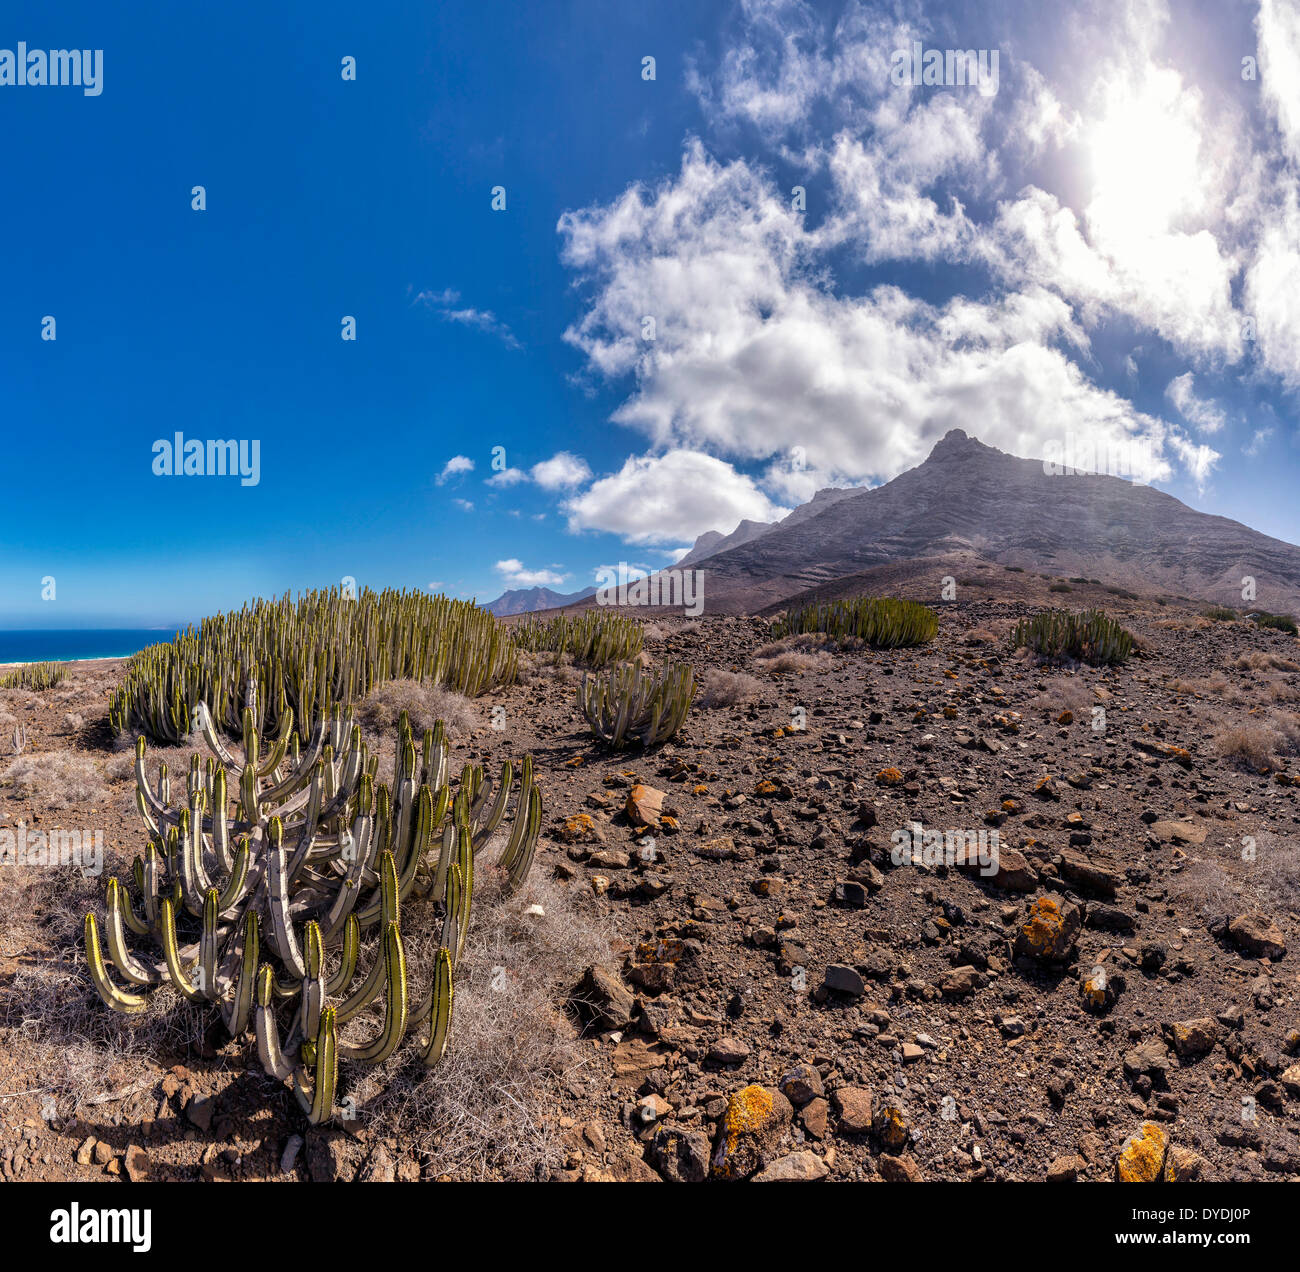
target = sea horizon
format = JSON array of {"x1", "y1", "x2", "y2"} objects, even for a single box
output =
[{"x1": 0, "y1": 628, "x2": 182, "y2": 665}]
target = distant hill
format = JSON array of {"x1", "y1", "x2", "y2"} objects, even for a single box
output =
[
  {"x1": 485, "y1": 584, "x2": 597, "y2": 617},
  {"x1": 576, "y1": 430, "x2": 1300, "y2": 617}
]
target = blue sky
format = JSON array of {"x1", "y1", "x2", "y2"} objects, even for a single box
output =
[{"x1": 1, "y1": 0, "x2": 1298, "y2": 628}]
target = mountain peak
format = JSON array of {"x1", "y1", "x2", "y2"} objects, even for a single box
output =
[{"x1": 926, "y1": 428, "x2": 977, "y2": 460}]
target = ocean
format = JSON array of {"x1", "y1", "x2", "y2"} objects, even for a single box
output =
[{"x1": 0, "y1": 629, "x2": 182, "y2": 664}]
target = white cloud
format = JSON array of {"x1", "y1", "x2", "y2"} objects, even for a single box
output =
[
  {"x1": 530, "y1": 452, "x2": 593, "y2": 489},
  {"x1": 414, "y1": 288, "x2": 520, "y2": 349},
  {"x1": 1244, "y1": 427, "x2": 1274, "y2": 457},
  {"x1": 1258, "y1": 0, "x2": 1300, "y2": 164},
  {"x1": 438, "y1": 455, "x2": 474, "y2": 484},
  {"x1": 495, "y1": 559, "x2": 568, "y2": 588},
  {"x1": 563, "y1": 450, "x2": 787, "y2": 545},
  {"x1": 559, "y1": 145, "x2": 1182, "y2": 490},
  {"x1": 452, "y1": 498, "x2": 474, "y2": 511},
  {"x1": 486, "y1": 467, "x2": 527, "y2": 487},
  {"x1": 1167, "y1": 434, "x2": 1220, "y2": 493},
  {"x1": 1165, "y1": 373, "x2": 1227, "y2": 434}
]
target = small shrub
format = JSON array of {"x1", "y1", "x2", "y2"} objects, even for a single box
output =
[
  {"x1": 358, "y1": 679, "x2": 478, "y2": 736},
  {"x1": 1254, "y1": 611, "x2": 1298, "y2": 636},
  {"x1": 698, "y1": 669, "x2": 761, "y2": 708},
  {"x1": 1, "y1": 751, "x2": 109, "y2": 809},
  {"x1": 1214, "y1": 723, "x2": 1276, "y2": 772},
  {"x1": 1049, "y1": 582, "x2": 1073, "y2": 593},
  {"x1": 1202, "y1": 605, "x2": 1236, "y2": 622}
]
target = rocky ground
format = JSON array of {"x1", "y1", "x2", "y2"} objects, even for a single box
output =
[{"x1": 2, "y1": 576, "x2": 1299, "y2": 1183}]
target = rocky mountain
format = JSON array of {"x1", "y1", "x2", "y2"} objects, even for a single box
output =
[
  {"x1": 485, "y1": 584, "x2": 597, "y2": 616},
  {"x1": 677, "y1": 519, "x2": 772, "y2": 568},
  {"x1": 658, "y1": 430, "x2": 1300, "y2": 615}
]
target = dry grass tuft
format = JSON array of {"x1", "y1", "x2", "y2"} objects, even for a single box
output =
[
  {"x1": 697, "y1": 669, "x2": 761, "y2": 708},
  {"x1": 357, "y1": 680, "x2": 479, "y2": 736},
  {"x1": 1, "y1": 750, "x2": 110, "y2": 809},
  {"x1": 1213, "y1": 723, "x2": 1278, "y2": 772},
  {"x1": 357, "y1": 866, "x2": 614, "y2": 1179}
]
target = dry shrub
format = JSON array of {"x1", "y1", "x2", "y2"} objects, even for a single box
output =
[
  {"x1": 1213, "y1": 723, "x2": 1278, "y2": 772},
  {"x1": 754, "y1": 631, "x2": 837, "y2": 673},
  {"x1": 755, "y1": 650, "x2": 834, "y2": 675},
  {"x1": 1173, "y1": 834, "x2": 1300, "y2": 918},
  {"x1": 359, "y1": 866, "x2": 614, "y2": 1179},
  {"x1": 1, "y1": 751, "x2": 110, "y2": 809},
  {"x1": 642, "y1": 624, "x2": 667, "y2": 641},
  {"x1": 676, "y1": 621, "x2": 702, "y2": 636},
  {"x1": 357, "y1": 680, "x2": 478, "y2": 736},
  {"x1": 517, "y1": 650, "x2": 576, "y2": 685},
  {"x1": 757, "y1": 632, "x2": 832, "y2": 658},
  {"x1": 1029, "y1": 675, "x2": 1094, "y2": 715},
  {"x1": 698, "y1": 669, "x2": 761, "y2": 708},
  {"x1": 1234, "y1": 651, "x2": 1299, "y2": 673},
  {"x1": 1171, "y1": 674, "x2": 1229, "y2": 697}
]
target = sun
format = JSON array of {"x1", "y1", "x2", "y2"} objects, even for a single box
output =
[{"x1": 1085, "y1": 67, "x2": 1205, "y2": 247}]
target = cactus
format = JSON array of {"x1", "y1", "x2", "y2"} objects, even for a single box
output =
[
  {"x1": 108, "y1": 587, "x2": 519, "y2": 745},
  {"x1": 772, "y1": 597, "x2": 938, "y2": 648},
  {"x1": 10, "y1": 724, "x2": 26, "y2": 756},
  {"x1": 1012, "y1": 608, "x2": 1133, "y2": 666},
  {"x1": 0, "y1": 661, "x2": 68, "y2": 690},
  {"x1": 85, "y1": 673, "x2": 542, "y2": 1125},
  {"x1": 514, "y1": 611, "x2": 643, "y2": 667},
  {"x1": 578, "y1": 661, "x2": 694, "y2": 749}
]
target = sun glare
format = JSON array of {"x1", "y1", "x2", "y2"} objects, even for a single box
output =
[{"x1": 1086, "y1": 69, "x2": 1204, "y2": 247}]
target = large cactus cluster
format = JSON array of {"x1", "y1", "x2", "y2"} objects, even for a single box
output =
[
  {"x1": 514, "y1": 611, "x2": 644, "y2": 667},
  {"x1": 578, "y1": 661, "x2": 694, "y2": 749},
  {"x1": 85, "y1": 675, "x2": 541, "y2": 1124},
  {"x1": 773, "y1": 596, "x2": 939, "y2": 648},
  {"x1": 1012, "y1": 608, "x2": 1133, "y2": 666},
  {"x1": 108, "y1": 588, "x2": 518, "y2": 745},
  {"x1": 0, "y1": 660, "x2": 68, "y2": 690}
]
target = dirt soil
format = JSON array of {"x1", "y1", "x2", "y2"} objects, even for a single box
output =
[{"x1": 2, "y1": 579, "x2": 1299, "y2": 1182}]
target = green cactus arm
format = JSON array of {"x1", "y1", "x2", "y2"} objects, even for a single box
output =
[
  {"x1": 199, "y1": 888, "x2": 222, "y2": 1001},
  {"x1": 441, "y1": 863, "x2": 463, "y2": 960},
  {"x1": 160, "y1": 898, "x2": 206, "y2": 1002},
  {"x1": 324, "y1": 914, "x2": 360, "y2": 997},
  {"x1": 255, "y1": 964, "x2": 295, "y2": 1080},
  {"x1": 318, "y1": 816, "x2": 375, "y2": 943},
  {"x1": 293, "y1": 1004, "x2": 339, "y2": 1125},
  {"x1": 337, "y1": 922, "x2": 408, "y2": 1064},
  {"x1": 221, "y1": 911, "x2": 259, "y2": 1036},
  {"x1": 266, "y1": 817, "x2": 308, "y2": 979},
  {"x1": 216, "y1": 839, "x2": 251, "y2": 917},
  {"x1": 506, "y1": 784, "x2": 542, "y2": 891},
  {"x1": 416, "y1": 946, "x2": 454, "y2": 1067},
  {"x1": 300, "y1": 921, "x2": 324, "y2": 1042},
  {"x1": 104, "y1": 879, "x2": 160, "y2": 984},
  {"x1": 85, "y1": 913, "x2": 149, "y2": 1013}
]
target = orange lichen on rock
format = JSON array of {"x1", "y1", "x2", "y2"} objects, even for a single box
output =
[
  {"x1": 1015, "y1": 894, "x2": 1081, "y2": 960},
  {"x1": 1116, "y1": 1123, "x2": 1168, "y2": 1182},
  {"x1": 711, "y1": 1084, "x2": 792, "y2": 1180},
  {"x1": 875, "y1": 767, "x2": 904, "y2": 786}
]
